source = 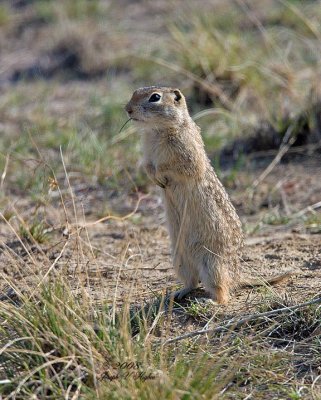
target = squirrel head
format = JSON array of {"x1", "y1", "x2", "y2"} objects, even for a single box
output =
[{"x1": 125, "y1": 86, "x2": 189, "y2": 128}]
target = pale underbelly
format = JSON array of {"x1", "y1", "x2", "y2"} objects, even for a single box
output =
[{"x1": 162, "y1": 183, "x2": 212, "y2": 246}]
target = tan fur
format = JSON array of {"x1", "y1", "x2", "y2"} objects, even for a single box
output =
[
  {"x1": 241, "y1": 272, "x2": 295, "y2": 289},
  {"x1": 125, "y1": 86, "x2": 290, "y2": 304}
]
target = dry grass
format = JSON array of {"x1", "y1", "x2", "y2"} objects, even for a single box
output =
[
  {"x1": 0, "y1": 189, "x2": 320, "y2": 398},
  {"x1": 0, "y1": 0, "x2": 321, "y2": 398}
]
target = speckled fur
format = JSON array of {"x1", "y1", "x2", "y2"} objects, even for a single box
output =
[{"x1": 125, "y1": 86, "x2": 243, "y2": 304}]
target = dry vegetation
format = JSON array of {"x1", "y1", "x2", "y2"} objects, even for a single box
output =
[{"x1": 0, "y1": 0, "x2": 320, "y2": 398}]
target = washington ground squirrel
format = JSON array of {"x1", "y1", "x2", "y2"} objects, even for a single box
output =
[{"x1": 125, "y1": 86, "x2": 292, "y2": 304}]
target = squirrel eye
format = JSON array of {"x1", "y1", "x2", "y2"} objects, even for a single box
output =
[{"x1": 148, "y1": 93, "x2": 161, "y2": 102}]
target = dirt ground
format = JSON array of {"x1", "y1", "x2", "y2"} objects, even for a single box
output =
[
  {"x1": 0, "y1": 2, "x2": 321, "y2": 398},
  {"x1": 1, "y1": 155, "x2": 320, "y2": 337}
]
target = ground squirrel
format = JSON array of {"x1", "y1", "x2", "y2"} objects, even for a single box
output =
[{"x1": 125, "y1": 86, "x2": 292, "y2": 304}]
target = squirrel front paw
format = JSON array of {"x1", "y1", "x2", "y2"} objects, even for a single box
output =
[
  {"x1": 155, "y1": 175, "x2": 168, "y2": 189},
  {"x1": 145, "y1": 163, "x2": 168, "y2": 188}
]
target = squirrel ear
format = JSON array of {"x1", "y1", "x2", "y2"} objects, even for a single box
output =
[{"x1": 173, "y1": 89, "x2": 182, "y2": 102}]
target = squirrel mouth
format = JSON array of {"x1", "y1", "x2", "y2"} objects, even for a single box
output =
[{"x1": 132, "y1": 117, "x2": 143, "y2": 122}]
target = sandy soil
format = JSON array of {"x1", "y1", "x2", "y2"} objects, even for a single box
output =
[{"x1": 0, "y1": 157, "x2": 320, "y2": 336}]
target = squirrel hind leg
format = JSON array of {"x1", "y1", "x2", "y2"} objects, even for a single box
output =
[
  {"x1": 199, "y1": 259, "x2": 230, "y2": 305},
  {"x1": 209, "y1": 285, "x2": 229, "y2": 305},
  {"x1": 171, "y1": 260, "x2": 199, "y2": 300}
]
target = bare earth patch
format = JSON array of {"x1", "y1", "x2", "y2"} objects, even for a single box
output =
[{"x1": 1, "y1": 159, "x2": 320, "y2": 320}]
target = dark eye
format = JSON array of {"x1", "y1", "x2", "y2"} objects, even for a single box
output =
[{"x1": 148, "y1": 93, "x2": 161, "y2": 102}]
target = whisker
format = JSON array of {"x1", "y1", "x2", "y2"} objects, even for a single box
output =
[{"x1": 118, "y1": 118, "x2": 132, "y2": 133}]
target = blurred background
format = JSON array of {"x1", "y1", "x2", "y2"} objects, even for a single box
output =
[{"x1": 0, "y1": 0, "x2": 321, "y2": 234}]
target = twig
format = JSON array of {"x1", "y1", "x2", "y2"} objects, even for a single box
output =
[
  {"x1": 60, "y1": 146, "x2": 78, "y2": 230},
  {"x1": 0, "y1": 212, "x2": 37, "y2": 265},
  {"x1": 292, "y1": 200, "x2": 321, "y2": 218},
  {"x1": 250, "y1": 124, "x2": 296, "y2": 190},
  {"x1": 279, "y1": 0, "x2": 321, "y2": 40},
  {"x1": 162, "y1": 296, "x2": 321, "y2": 346},
  {"x1": 0, "y1": 152, "x2": 9, "y2": 190},
  {"x1": 247, "y1": 140, "x2": 321, "y2": 159},
  {"x1": 112, "y1": 243, "x2": 129, "y2": 326},
  {"x1": 71, "y1": 193, "x2": 149, "y2": 233},
  {"x1": 31, "y1": 239, "x2": 69, "y2": 297}
]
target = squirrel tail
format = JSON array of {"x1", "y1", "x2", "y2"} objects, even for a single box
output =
[{"x1": 240, "y1": 272, "x2": 296, "y2": 289}]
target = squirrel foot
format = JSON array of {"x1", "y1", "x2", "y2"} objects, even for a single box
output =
[{"x1": 168, "y1": 286, "x2": 195, "y2": 301}]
